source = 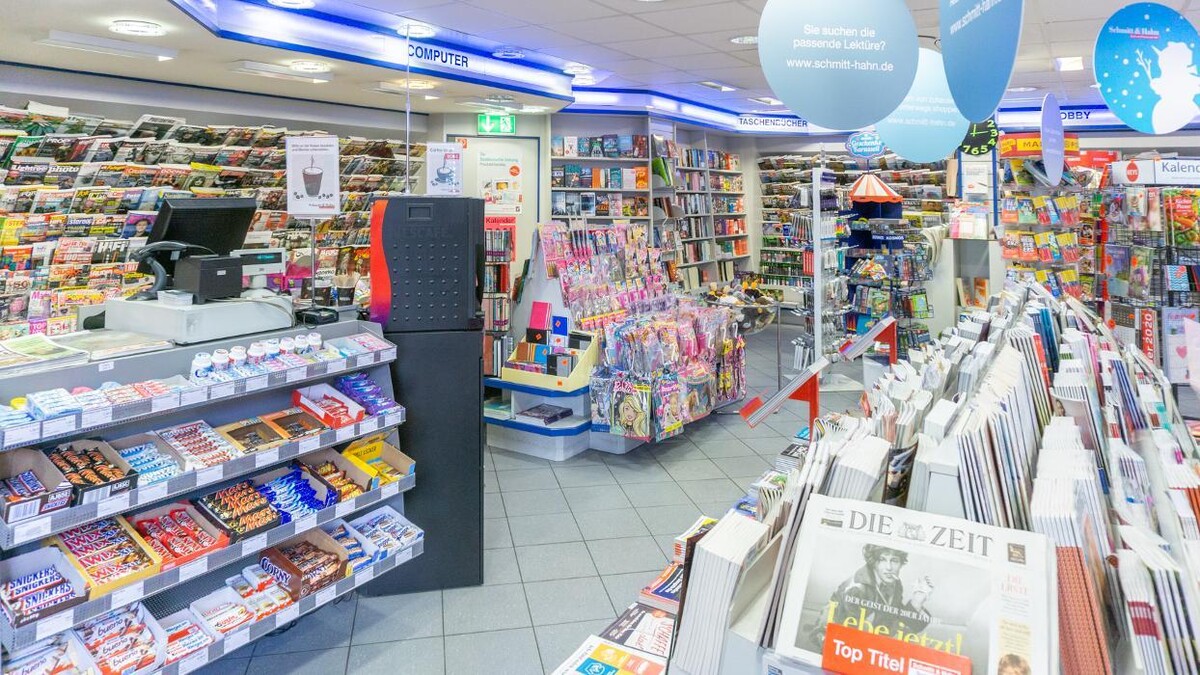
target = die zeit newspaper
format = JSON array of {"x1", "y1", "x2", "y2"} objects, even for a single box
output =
[{"x1": 776, "y1": 495, "x2": 1056, "y2": 674}]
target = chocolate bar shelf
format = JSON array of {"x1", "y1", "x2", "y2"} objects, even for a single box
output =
[
  {"x1": 0, "y1": 347, "x2": 398, "y2": 451},
  {"x1": 0, "y1": 409, "x2": 405, "y2": 548},
  {"x1": 155, "y1": 535, "x2": 423, "y2": 675},
  {"x1": 0, "y1": 472, "x2": 416, "y2": 650}
]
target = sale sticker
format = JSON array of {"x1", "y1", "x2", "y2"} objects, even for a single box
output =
[{"x1": 821, "y1": 623, "x2": 971, "y2": 675}]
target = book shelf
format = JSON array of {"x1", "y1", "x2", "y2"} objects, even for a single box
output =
[{"x1": 483, "y1": 220, "x2": 515, "y2": 377}]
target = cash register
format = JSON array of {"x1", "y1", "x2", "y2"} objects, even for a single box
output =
[{"x1": 104, "y1": 198, "x2": 295, "y2": 343}]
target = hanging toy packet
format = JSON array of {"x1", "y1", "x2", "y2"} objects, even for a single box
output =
[{"x1": 653, "y1": 373, "x2": 684, "y2": 442}]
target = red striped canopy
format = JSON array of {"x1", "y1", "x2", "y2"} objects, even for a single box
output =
[{"x1": 848, "y1": 172, "x2": 902, "y2": 203}]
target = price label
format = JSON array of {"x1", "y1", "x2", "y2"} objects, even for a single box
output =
[
  {"x1": 255, "y1": 448, "x2": 280, "y2": 467},
  {"x1": 180, "y1": 388, "x2": 208, "y2": 406},
  {"x1": 137, "y1": 482, "x2": 168, "y2": 505},
  {"x1": 334, "y1": 501, "x2": 353, "y2": 517},
  {"x1": 315, "y1": 587, "x2": 336, "y2": 606},
  {"x1": 196, "y1": 466, "x2": 224, "y2": 486},
  {"x1": 294, "y1": 515, "x2": 316, "y2": 533},
  {"x1": 286, "y1": 368, "x2": 306, "y2": 383},
  {"x1": 6, "y1": 422, "x2": 40, "y2": 446},
  {"x1": 355, "y1": 353, "x2": 375, "y2": 368},
  {"x1": 335, "y1": 426, "x2": 355, "y2": 442},
  {"x1": 210, "y1": 382, "x2": 235, "y2": 399},
  {"x1": 81, "y1": 407, "x2": 113, "y2": 428},
  {"x1": 151, "y1": 393, "x2": 179, "y2": 413},
  {"x1": 13, "y1": 518, "x2": 51, "y2": 543},
  {"x1": 98, "y1": 360, "x2": 115, "y2": 372},
  {"x1": 359, "y1": 418, "x2": 378, "y2": 433},
  {"x1": 381, "y1": 348, "x2": 396, "y2": 361},
  {"x1": 179, "y1": 558, "x2": 207, "y2": 581},
  {"x1": 97, "y1": 493, "x2": 130, "y2": 518},
  {"x1": 299, "y1": 436, "x2": 320, "y2": 453},
  {"x1": 385, "y1": 412, "x2": 403, "y2": 428},
  {"x1": 246, "y1": 375, "x2": 268, "y2": 392},
  {"x1": 178, "y1": 649, "x2": 209, "y2": 674},
  {"x1": 382, "y1": 482, "x2": 399, "y2": 498},
  {"x1": 224, "y1": 629, "x2": 250, "y2": 652},
  {"x1": 278, "y1": 604, "x2": 300, "y2": 624},
  {"x1": 241, "y1": 534, "x2": 268, "y2": 556},
  {"x1": 41, "y1": 417, "x2": 76, "y2": 438},
  {"x1": 356, "y1": 566, "x2": 375, "y2": 584},
  {"x1": 35, "y1": 610, "x2": 74, "y2": 640},
  {"x1": 109, "y1": 580, "x2": 144, "y2": 608},
  {"x1": 328, "y1": 359, "x2": 347, "y2": 373}
]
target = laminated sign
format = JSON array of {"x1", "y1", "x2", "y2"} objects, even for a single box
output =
[{"x1": 285, "y1": 136, "x2": 341, "y2": 217}]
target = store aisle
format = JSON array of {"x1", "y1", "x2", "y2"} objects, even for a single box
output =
[{"x1": 198, "y1": 324, "x2": 861, "y2": 675}]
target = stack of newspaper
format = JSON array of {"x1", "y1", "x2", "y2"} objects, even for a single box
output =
[{"x1": 0, "y1": 334, "x2": 89, "y2": 376}]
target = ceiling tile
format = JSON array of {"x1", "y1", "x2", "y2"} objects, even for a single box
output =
[
  {"x1": 606, "y1": 59, "x2": 678, "y2": 76},
  {"x1": 608, "y1": 35, "x2": 715, "y2": 59},
  {"x1": 687, "y1": 29, "x2": 759, "y2": 52},
  {"x1": 403, "y1": 4, "x2": 528, "y2": 33},
  {"x1": 465, "y1": 0, "x2": 618, "y2": 24},
  {"x1": 541, "y1": 43, "x2": 635, "y2": 66},
  {"x1": 1044, "y1": 20, "x2": 1103, "y2": 43},
  {"x1": 640, "y1": 69, "x2": 707, "y2": 85},
  {"x1": 636, "y1": 3, "x2": 761, "y2": 34},
  {"x1": 474, "y1": 25, "x2": 586, "y2": 51},
  {"x1": 348, "y1": 0, "x2": 458, "y2": 12},
  {"x1": 549, "y1": 15, "x2": 672, "y2": 42},
  {"x1": 653, "y1": 51, "x2": 748, "y2": 71},
  {"x1": 593, "y1": 0, "x2": 731, "y2": 12},
  {"x1": 1038, "y1": 0, "x2": 1186, "y2": 22}
]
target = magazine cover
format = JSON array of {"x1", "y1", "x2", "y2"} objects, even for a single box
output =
[
  {"x1": 1129, "y1": 246, "x2": 1155, "y2": 301},
  {"x1": 1163, "y1": 307, "x2": 1199, "y2": 384},
  {"x1": 601, "y1": 604, "x2": 675, "y2": 659},
  {"x1": 776, "y1": 495, "x2": 1054, "y2": 674},
  {"x1": 1106, "y1": 245, "x2": 1131, "y2": 298}
]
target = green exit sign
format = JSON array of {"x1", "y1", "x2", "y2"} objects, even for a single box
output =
[{"x1": 477, "y1": 113, "x2": 516, "y2": 135}]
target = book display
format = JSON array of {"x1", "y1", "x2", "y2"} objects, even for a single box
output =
[
  {"x1": 550, "y1": 120, "x2": 654, "y2": 244},
  {"x1": 0, "y1": 103, "x2": 425, "y2": 337},
  {"x1": 844, "y1": 220, "x2": 936, "y2": 359},
  {"x1": 482, "y1": 220, "x2": 515, "y2": 377}
]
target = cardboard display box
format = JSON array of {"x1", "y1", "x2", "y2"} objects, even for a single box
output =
[
  {"x1": 259, "y1": 528, "x2": 348, "y2": 601},
  {"x1": 49, "y1": 439, "x2": 138, "y2": 505},
  {"x1": 49, "y1": 515, "x2": 163, "y2": 597},
  {"x1": 292, "y1": 385, "x2": 365, "y2": 429},
  {"x1": 0, "y1": 447, "x2": 73, "y2": 523},
  {"x1": 340, "y1": 433, "x2": 415, "y2": 489},
  {"x1": 0, "y1": 547, "x2": 90, "y2": 627},
  {"x1": 128, "y1": 501, "x2": 230, "y2": 571}
]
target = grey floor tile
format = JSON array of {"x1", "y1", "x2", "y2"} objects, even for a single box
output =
[
  {"x1": 586, "y1": 536, "x2": 668, "y2": 575},
  {"x1": 515, "y1": 542, "x2": 597, "y2": 582},
  {"x1": 552, "y1": 465, "x2": 617, "y2": 487},
  {"x1": 483, "y1": 451, "x2": 496, "y2": 472},
  {"x1": 484, "y1": 517, "x2": 512, "y2": 550},
  {"x1": 764, "y1": 420, "x2": 802, "y2": 438},
  {"x1": 606, "y1": 461, "x2": 673, "y2": 484},
  {"x1": 600, "y1": 572, "x2": 656, "y2": 612},
  {"x1": 253, "y1": 596, "x2": 356, "y2": 656},
  {"x1": 695, "y1": 437, "x2": 759, "y2": 458},
  {"x1": 245, "y1": 647, "x2": 347, "y2": 675},
  {"x1": 677, "y1": 478, "x2": 747, "y2": 503},
  {"x1": 524, "y1": 576, "x2": 616, "y2": 626},
  {"x1": 573, "y1": 508, "x2": 650, "y2": 540},
  {"x1": 443, "y1": 582, "x2": 531, "y2": 635},
  {"x1": 353, "y1": 590, "x2": 442, "y2": 644},
  {"x1": 484, "y1": 470, "x2": 498, "y2": 494},
  {"x1": 491, "y1": 450, "x2": 552, "y2": 471},
  {"x1": 620, "y1": 481, "x2": 694, "y2": 508},
  {"x1": 636, "y1": 504, "x2": 706, "y2": 535},
  {"x1": 484, "y1": 492, "x2": 505, "y2": 518},
  {"x1": 535, "y1": 620, "x2": 613, "y2": 672},
  {"x1": 445, "y1": 628, "x2": 542, "y2": 675},
  {"x1": 501, "y1": 488, "x2": 570, "y2": 516},
  {"x1": 651, "y1": 443, "x2": 708, "y2": 462},
  {"x1": 653, "y1": 533, "x2": 679, "y2": 560},
  {"x1": 686, "y1": 424, "x2": 738, "y2": 444},
  {"x1": 483, "y1": 547, "x2": 522, "y2": 586},
  {"x1": 660, "y1": 458, "x2": 725, "y2": 481},
  {"x1": 347, "y1": 637, "x2": 445, "y2": 675},
  {"x1": 196, "y1": 658, "x2": 249, "y2": 675},
  {"x1": 507, "y1": 512, "x2": 582, "y2": 546},
  {"x1": 497, "y1": 468, "x2": 560, "y2": 492},
  {"x1": 711, "y1": 455, "x2": 773, "y2": 480},
  {"x1": 562, "y1": 485, "x2": 632, "y2": 512},
  {"x1": 743, "y1": 436, "x2": 787, "y2": 453}
]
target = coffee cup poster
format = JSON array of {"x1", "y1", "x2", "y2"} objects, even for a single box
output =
[
  {"x1": 479, "y1": 152, "x2": 523, "y2": 215},
  {"x1": 285, "y1": 135, "x2": 342, "y2": 217}
]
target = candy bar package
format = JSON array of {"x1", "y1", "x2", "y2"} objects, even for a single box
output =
[
  {"x1": 0, "y1": 547, "x2": 89, "y2": 627},
  {"x1": 609, "y1": 375, "x2": 651, "y2": 441},
  {"x1": 49, "y1": 516, "x2": 162, "y2": 597},
  {"x1": 189, "y1": 586, "x2": 255, "y2": 636},
  {"x1": 47, "y1": 439, "x2": 137, "y2": 504},
  {"x1": 130, "y1": 502, "x2": 228, "y2": 571},
  {"x1": 107, "y1": 433, "x2": 184, "y2": 487},
  {"x1": 1, "y1": 631, "x2": 99, "y2": 675},
  {"x1": 322, "y1": 519, "x2": 379, "y2": 574},
  {"x1": 193, "y1": 480, "x2": 281, "y2": 542},
  {"x1": 652, "y1": 372, "x2": 684, "y2": 442},
  {"x1": 332, "y1": 373, "x2": 401, "y2": 417},
  {"x1": 219, "y1": 565, "x2": 294, "y2": 622},
  {"x1": 340, "y1": 434, "x2": 415, "y2": 489},
  {"x1": 299, "y1": 449, "x2": 372, "y2": 501},
  {"x1": 158, "y1": 608, "x2": 218, "y2": 665},
  {"x1": 259, "y1": 529, "x2": 347, "y2": 601},
  {"x1": 72, "y1": 602, "x2": 165, "y2": 675},
  {"x1": 589, "y1": 367, "x2": 614, "y2": 433},
  {"x1": 0, "y1": 447, "x2": 74, "y2": 523},
  {"x1": 292, "y1": 384, "x2": 365, "y2": 429},
  {"x1": 259, "y1": 407, "x2": 326, "y2": 441},
  {"x1": 250, "y1": 463, "x2": 337, "y2": 525},
  {"x1": 215, "y1": 418, "x2": 286, "y2": 454},
  {"x1": 156, "y1": 421, "x2": 242, "y2": 469},
  {"x1": 347, "y1": 506, "x2": 423, "y2": 558}
]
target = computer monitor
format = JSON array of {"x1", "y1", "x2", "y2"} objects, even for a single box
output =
[{"x1": 146, "y1": 197, "x2": 258, "y2": 277}]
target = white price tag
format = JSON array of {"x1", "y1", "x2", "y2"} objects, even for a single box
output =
[
  {"x1": 382, "y1": 348, "x2": 396, "y2": 361},
  {"x1": 109, "y1": 580, "x2": 144, "y2": 608},
  {"x1": 334, "y1": 501, "x2": 353, "y2": 517},
  {"x1": 137, "y1": 482, "x2": 168, "y2": 505},
  {"x1": 97, "y1": 493, "x2": 130, "y2": 518},
  {"x1": 386, "y1": 482, "x2": 402, "y2": 497},
  {"x1": 241, "y1": 534, "x2": 268, "y2": 556},
  {"x1": 210, "y1": 382, "x2": 235, "y2": 399},
  {"x1": 245, "y1": 375, "x2": 268, "y2": 392},
  {"x1": 98, "y1": 360, "x2": 115, "y2": 372},
  {"x1": 286, "y1": 368, "x2": 306, "y2": 383},
  {"x1": 178, "y1": 649, "x2": 209, "y2": 674},
  {"x1": 196, "y1": 466, "x2": 224, "y2": 486},
  {"x1": 179, "y1": 388, "x2": 208, "y2": 406},
  {"x1": 151, "y1": 393, "x2": 179, "y2": 412},
  {"x1": 255, "y1": 448, "x2": 280, "y2": 467},
  {"x1": 385, "y1": 412, "x2": 402, "y2": 428},
  {"x1": 278, "y1": 604, "x2": 300, "y2": 624},
  {"x1": 335, "y1": 426, "x2": 354, "y2": 442},
  {"x1": 294, "y1": 515, "x2": 317, "y2": 533},
  {"x1": 179, "y1": 558, "x2": 208, "y2": 581},
  {"x1": 13, "y1": 518, "x2": 51, "y2": 543},
  {"x1": 6, "y1": 422, "x2": 40, "y2": 445},
  {"x1": 328, "y1": 359, "x2": 347, "y2": 373},
  {"x1": 356, "y1": 566, "x2": 375, "y2": 584},
  {"x1": 315, "y1": 587, "x2": 336, "y2": 606},
  {"x1": 396, "y1": 547, "x2": 414, "y2": 564},
  {"x1": 299, "y1": 436, "x2": 320, "y2": 453},
  {"x1": 41, "y1": 417, "x2": 76, "y2": 437},
  {"x1": 355, "y1": 353, "x2": 374, "y2": 368},
  {"x1": 81, "y1": 407, "x2": 113, "y2": 428},
  {"x1": 359, "y1": 418, "x2": 378, "y2": 433},
  {"x1": 224, "y1": 629, "x2": 250, "y2": 652},
  {"x1": 35, "y1": 610, "x2": 74, "y2": 640}
]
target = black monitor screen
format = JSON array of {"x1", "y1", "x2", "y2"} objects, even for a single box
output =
[{"x1": 148, "y1": 198, "x2": 258, "y2": 276}]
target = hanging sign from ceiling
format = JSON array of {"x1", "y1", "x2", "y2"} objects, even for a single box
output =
[
  {"x1": 757, "y1": 0, "x2": 919, "y2": 130},
  {"x1": 846, "y1": 131, "x2": 886, "y2": 158},
  {"x1": 1094, "y1": 2, "x2": 1200, "y2": 134},
  {"x1": 874, "y1": 49, "x2": 970, "y2": 164},
  {"x1": 939, "y1": 0, "x2": 1025, "y2": 122},
  {"x1": 1041, "y1": 93, "x2": 1066, "y2": 185}
]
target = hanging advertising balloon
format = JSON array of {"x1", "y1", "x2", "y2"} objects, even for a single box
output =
[
  {"x1": 875, "y1": 49, "x2": 970, "y2": 164},
  {"x1": 758, "y1": 0, "x2": 919, "y2": 131},
  {"x1": 1041, "y1": 93, "x2": 1065, "y2": 186},
  {"x1": 1094, "y1": 2, "x2": 1200, "y2": 134},
  {"x1": 939, "y1": 0, "x2": 1025, "y2": 122}
]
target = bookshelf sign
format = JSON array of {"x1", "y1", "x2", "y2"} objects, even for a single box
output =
[
  {"x1": 477, "y1": 114, "x2": 516, "y2": 135},
  {"x1": 875, "y1": 49, "x2": 970, "y2": 164}
]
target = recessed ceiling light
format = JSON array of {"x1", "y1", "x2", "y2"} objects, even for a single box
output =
[
  {"x1": 521, "y1": 105, "x2": 549, "y2": 113},
  {"x1": 1090, "y1": 82, "x2": 1101, "y2": 89},
  {"x1": 563, "y1": 62, "x2": 592, "y2": 75},
  {"x1": 108, "y1": 20, "x2": 166, "y2": 37},
  {"x1": 372, "y1": 79, "x2": 437, "y2": 94},
  {"x1": 486, "y1": 94, "x2": 516, "y2": 103},
  {"x1": 232, "y1": 60, "x2": 331, "y2": 83},
  {"x1": 1006, "y1": 86, "x2": 1037, "y2": 93},
  {"x1": 289, "y1": 60, "x2": 331, "y2": 73},
  {"x1": 1055, "y1": 56, "x2": 1084, "y2": 72},
  {"x1": 748, "y1": 96, "x2": 782, "y2": 106},
  {"x1": 730, "y1": 35, "x2": 758, "y2": 45},
  {"x1": 573, "y1": 74, "x2": 596, "y2": 86},
  {"x1": 38, "y1": 30, "x2": 176, "y2": 61},
  {"x1": 267, "y1": 0, "x2": 315, "y2": 8},
  {"x1": 396, "y1": 19, "x2": 435, "y2": 38},
  {"x1": 492, "y1": 46, "x2": 526, "y2": 59},
  {"x1": 424, "y1": 94, "x2": 440, "y2": 100},
  {"x1": 698, "y1": 81, "x2": 737, "y2": 92}
]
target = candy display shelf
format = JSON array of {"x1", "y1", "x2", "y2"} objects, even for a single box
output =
[{"x1": 0, "y1": 474, "x2": 414, "y2": 650}]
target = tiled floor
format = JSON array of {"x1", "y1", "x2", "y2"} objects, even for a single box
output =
[{"x1": 198, "y1": 323, "x2": 862, "y2": 675}]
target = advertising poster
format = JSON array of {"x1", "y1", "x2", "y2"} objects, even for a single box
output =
[
  {"x1": 479, "y1": 152, "x2": 523, "y2": 214},
  {"x1": 285, "y1": 135, "x2": 341, "y2": 217},
  {"x1": 939, "y1": 0, "x2": 1025, "y2": 122},
  {"x1": 875, "y1": 48, "x2": 970, "y2": 164},
  {"x1": 426, "y1": 142, "x2": 464, "y2": 196}
]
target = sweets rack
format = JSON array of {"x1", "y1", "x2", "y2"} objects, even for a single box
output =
[{"x1": 0, "y1": 321, "x2": 421, "y2": 656}]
